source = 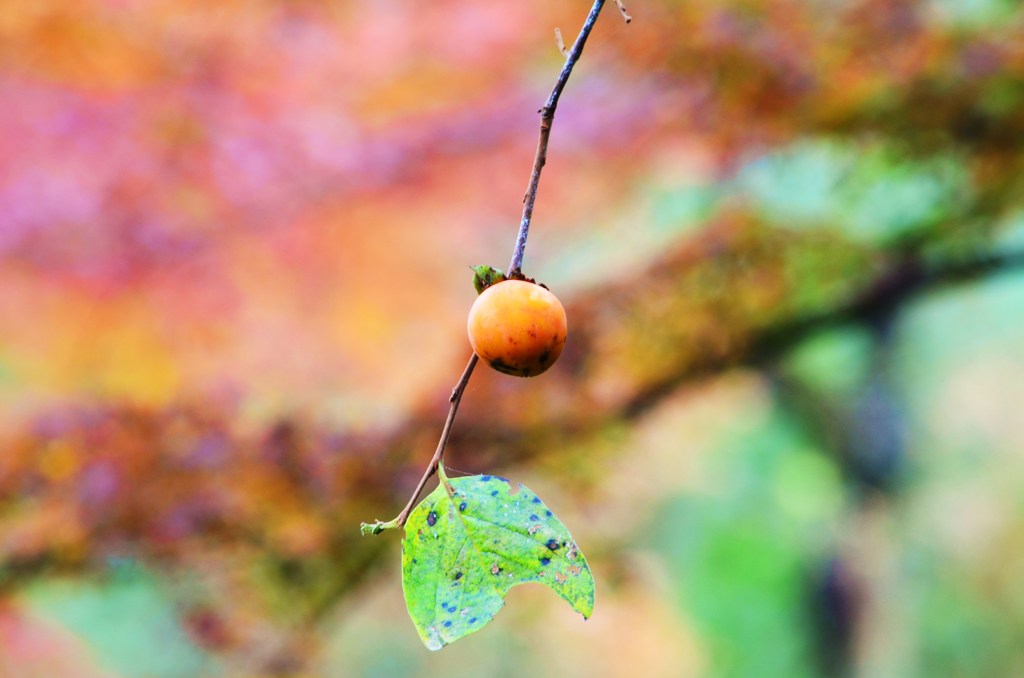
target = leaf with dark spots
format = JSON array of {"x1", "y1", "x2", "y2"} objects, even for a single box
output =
[{"x1": 401, "y1": 474, "x2": 595, "y2": 650}]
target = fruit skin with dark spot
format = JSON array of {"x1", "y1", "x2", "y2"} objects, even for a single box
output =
[{"x1": 467, "y1": 279, "x2": 567, "y2": 377}]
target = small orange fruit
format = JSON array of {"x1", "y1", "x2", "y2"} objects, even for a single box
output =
[{"x1": 467, "y1": 279, "x2": 567, "y2": 377}]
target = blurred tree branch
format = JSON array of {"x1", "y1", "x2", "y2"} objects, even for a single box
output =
[{"x1": 620, "y1": 245, "x2": 1024, "y2": 423}]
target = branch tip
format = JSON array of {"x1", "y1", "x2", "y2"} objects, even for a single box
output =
[
  {"x1": 615, "y1": 0, "x2": 631, "y2": 23},
  {"x1": 360, "y1": 519, "x2": 397, "y2": 536},
  {"x1": 554, "y1": 28, "x2": 569, "y2": 57}
]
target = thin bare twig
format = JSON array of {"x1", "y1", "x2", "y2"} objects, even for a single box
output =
[
  {"x1": 361, "y1": 354, "x2": 478, "y2": 534},
  {"x1": 615, "y1": 0, "x2": 632, "y2": 23},
  {"x1": 508, "y1": 0, "x2": 609, "y2": 276}
]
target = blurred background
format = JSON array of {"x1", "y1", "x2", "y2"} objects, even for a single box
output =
[{"x1": 1, "y1": 0, "x2": 1023, "y2": 675}]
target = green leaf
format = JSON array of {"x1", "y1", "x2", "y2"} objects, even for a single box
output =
[
  {"x1": 471, "y1": 265, "x2": 506, "y2": 294},
  {"x1": 401, "y1": 472, "x2": 594, "y2": 650}
]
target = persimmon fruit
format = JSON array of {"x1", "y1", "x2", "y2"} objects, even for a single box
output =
[{"x1": 467, "y1": 279, "x2": 567, "y2": 377}]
